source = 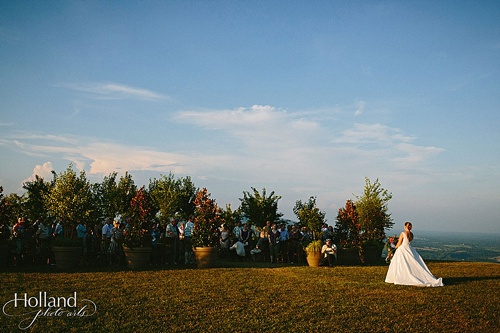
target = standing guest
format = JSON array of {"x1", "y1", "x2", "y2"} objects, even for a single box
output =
[
  {"x1": 166, "y1": 218, "x2": 179, "y2": 264},
  {"x1": 178, "y1": 221, "x2": 185, "y2": 264},
  {"x1": 76, "y1": 220, "x2": 87, "y2": 256},
  {"x1": 101, "y1": 218, "x2": 113, "y2": 260},
  {"x1": 232, "y1": 221, "x2": 243, "y2": 243},
  {"x1": 268, "y1": 223, "x2": 281, "y2": 264},
  {"x1": 239, "y1": 223, "x2": 251, "y2": 245},
  {"x1": 184, "y1": 216, "x2": 195, "y2": 264},
  {"x1": 262, "y1": 221, "x2": 271, "y2": 238},
  {"x1": 219, "y1": 224, "x2": 231, "y2": 258},
  {"x1": 288, "y1": 225, "x2": 301, "y2": 264},
  {"x1": 53, "y1": 220, "x2": 63, "y2": 238},
  {"x1": 12, "y1": 217, "x2": 27, "y2": 266},
  {"x1": 35, "y1": 219, "x2": 51, "y2": 265},
  {"x1": 278, "y1": 224, "x2": 290, "y2": 263},
  {"x1": 109, "y1": 220, "x2": 124, "y2": 266},
  {"x1": 150, "y1": 223, "x2": 162, "y2": 266}
]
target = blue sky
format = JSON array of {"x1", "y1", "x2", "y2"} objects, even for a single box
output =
[{"x1": 1, "y1": 1, "x2": 499, "y2": 233}]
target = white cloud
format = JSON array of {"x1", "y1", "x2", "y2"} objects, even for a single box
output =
[
  {"x1": 64, "y1": 82, "x2": 169, "y2": 101},
  {"x1": 22, "y1": 162, "x2": 54, "y2": 184}
]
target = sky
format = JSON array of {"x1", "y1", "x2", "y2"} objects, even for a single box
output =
[{"x1": 0, "y1": 1, "x2": 499, "y2": 233}]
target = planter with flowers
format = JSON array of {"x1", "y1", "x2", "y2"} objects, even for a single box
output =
[
  {"x1": 123, "y1": 187, "x2": 153, "y2": 269},
  {"x1": 333, "y1": 200, "x2": 361, "y2": 265},
  {"x1": 192, "y1": 188, "x2": 221, "y2": 268}
]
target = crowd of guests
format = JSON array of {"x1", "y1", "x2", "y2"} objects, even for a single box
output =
[{"x1": 0, "y1": 216, "x2": 338, "y2": 268}]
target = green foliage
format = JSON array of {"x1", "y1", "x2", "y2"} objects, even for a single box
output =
[
  {"x1": 305, "y1": 239, "x2": 323, "y2": 253},
  {"x1": 22, "y1": 175, "x2": 52, "y2": 222},
  {"x1": 0, "y1": 188, "x2": 23, "y2": 226},
  {"x1": 356, "y1": 178, "x2": 393, "y2": 245},
  {"x1": 125, "y1": 186, "x2": 154, "y2": 248},
  {"x1": 149, "y1": 173, "x2": 197, "y2": 224},
  {"x1": 219, "y1": 203, "x2": 242, "y2": 227},
  {"x1": 192, "y1": 188, "x2": 221, "y2": 247},
  {"x1": 334, "y1": 199, "x2": 361, "y2": 249},
  {"x1": 239, "y1": 187, "x2": 283, "y2": 228},
  {"x1": 44, "y1": 164, "x2": 94, "y2": 231},
  {"x1": 293, "y1": 196, "x2": 326, "y2": 240}
]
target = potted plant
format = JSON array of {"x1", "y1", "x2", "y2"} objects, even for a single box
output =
[
  {"x1": 333, "y1": 200, "x2": 361, "y2": 265},
  {"x1": 293, "y1": 196, "x2": 326, "y2": 267},
  {"x1": 304, "y1": 240, "x2": 323, "y2": 267},
  {"x1": 44, "y1": 165, "x2": 94, "y2": 269},
  {"x1": 123, "y1": 186, "x2": 153, "y2": 269},
  {"x1": 355, "y1": 178, "x2": 393, "y2": 264},
  {"x1": 192, "y1": 188, "x2": 220, "y2": 268}
]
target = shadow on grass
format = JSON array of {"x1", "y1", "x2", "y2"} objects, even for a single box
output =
[{"x1": 444, "y1": 275, "x2": 500, "y2": 285}]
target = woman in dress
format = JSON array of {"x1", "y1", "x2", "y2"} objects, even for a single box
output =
[{"x1": 385, "y1": 222, "x2": 444, "y2": 287}]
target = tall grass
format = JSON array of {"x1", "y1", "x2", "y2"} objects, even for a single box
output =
[{"x1": 0, "y1": 261, "x2": 499, "y2": 332}]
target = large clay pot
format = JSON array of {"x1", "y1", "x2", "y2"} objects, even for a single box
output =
[
  {"x1": 52, "y1": 246, "x2": 82, "y2": 270},
  {"x1": 306, "y1": 251, "x2": 322, "y2": 267},
  {"x1": 337, "y1": 247, "x2": 361, "y2": 265},
  {"x1": 124, "y1": 247, "x2": 152, "y2": 270},
  {"x1": 194, "y1": 247, "x2": 218, "y2": 268}
]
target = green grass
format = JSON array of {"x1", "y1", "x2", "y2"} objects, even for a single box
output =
[{"x1": 1, "y1": 261, "x2": 499, "y2": 332}]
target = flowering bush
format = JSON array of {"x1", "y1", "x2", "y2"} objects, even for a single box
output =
[
  {"x1": 385, "y1": 235, "x2": 399, "y2": 263},
  {"x1": 192, "y1": 188, "x2": 221, "y2": 248},
  {"x1": 124, "y1": 186, "x2": 153, "y2": 248}
]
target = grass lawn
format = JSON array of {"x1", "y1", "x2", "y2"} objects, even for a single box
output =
[{"x1": 1, "y1": 261, "x2": 499, "y2": 332}]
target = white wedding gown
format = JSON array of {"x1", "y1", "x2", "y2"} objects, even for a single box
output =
[{"x1": 385, "y1": 232, "x2": 444, "y2": 287}]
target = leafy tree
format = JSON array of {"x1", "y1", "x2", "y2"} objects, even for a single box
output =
[
  {"x1": 117, "y1": 172, "x2": 137, "y2": 217},
  {"x1": 93, "y1": 172, "x2": 120, "y2": 220},
  {"x1": 125, "y1": 186, "x2": 154, "y2": 247},
  {"x1": 174, "y1": 176, "x2": 197, "y2": 220},
  {"x1": 239, "y1": 187, "x2": 282, "y2": 228},
  {"x1": 22, "y1": 175, "x2": 52, "y2": 222},
  {"x1": 293, "y1": 196, "x2": 326, "y2": 240},
  {"x1": 334, "y1": 199, "x2": 361, "y2": 249},
  {"x1": 219, "y1": 204, "x2": 242, "y2": 227},
  {"x1": 192, "y1": 188, "x2": 221, "y2": 247},
  {"x1": 149, "y1": 173, "x2": 197, "y2": 224},
  {"x1": 0, "y1": 187, "x2": 23, "y2": 226},
  {"x1": 44, "y1": 164, "x2": 94, "y2": 235},
  {"x1": 355, "y1": 178, "x2": 393, "y2": 245}
]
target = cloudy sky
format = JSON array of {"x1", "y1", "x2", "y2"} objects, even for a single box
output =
[{"x1": 1, "y1": 1, "x2": 499, "y2": 233}]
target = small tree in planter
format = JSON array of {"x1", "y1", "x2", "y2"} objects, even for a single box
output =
[
  {"x1": 334, "y1": 199, "x2": 361, "y2": 265},
  {"x1": 355, "y1": 178, "x2": 393, "y2": 263},
  {"x1": 293, "y1": 196, "x2": 326, "y2": 267},
  {"x1": 125, "y1": 186, "x2": 154, "y2": 248},
  {"x1": 192, "y1": 188, "x2": 221, "y2": 267},
  {"x1": 44, "y1": 164, "x2": 94, "y2": 268},
  {"x1": 123, "y1": 186, "x2": 155, "y2": 269}
]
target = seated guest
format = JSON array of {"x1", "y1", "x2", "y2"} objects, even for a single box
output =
[{"x1": 319, "y1": 239, "x2": 337, "y2": 267}]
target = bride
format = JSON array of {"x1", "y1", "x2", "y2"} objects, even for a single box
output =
[{"x1": 385, "y1": 222, "x2": 444, "y2": 287}]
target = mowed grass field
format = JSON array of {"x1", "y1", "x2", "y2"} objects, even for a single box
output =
[{"x1": 1, "y1": 261, "x2": 499, "y2": 333}]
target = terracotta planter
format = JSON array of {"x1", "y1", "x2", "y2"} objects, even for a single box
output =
[
  {"x1": 360, "y1": 245, "x2": 383, "y2": 264},
  {"x1": 194, "y1": 247, "x2": 218, "y2": 268},
  {"x1": 337, "y1": 247, "x2": 361, "y2": 265},
  {"x1": 306, "y1": 251, "x2": 322, "y2": 267},
  {"x1": 52, "y1": 246, "x2": 82, "y2": 269},
  {"x1": 124, "y1": 247, "x2": 152, "y2": 270}
]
